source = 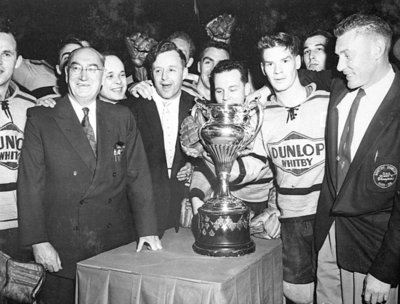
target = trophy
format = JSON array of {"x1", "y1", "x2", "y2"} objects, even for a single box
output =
[{"x1": 192, "y1": 101, "x2": 263, "y2": 257}]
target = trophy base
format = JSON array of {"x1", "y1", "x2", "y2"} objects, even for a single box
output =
[
  {"x1": 193, "y1": 197, "x2": 255, "y2": 257},
  {"x1": 193, "y1": 239, "x2": 255, "y2": 257}
]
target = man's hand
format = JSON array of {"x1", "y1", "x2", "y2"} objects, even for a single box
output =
[
  {"x1": 137, "y1": 235, "x2": 162, "y2": 252},
  {"x1": 36, "y1": 97, "x2": 56, "y2": 108},
  {"x1": 363, "y1": 273, "x2": 391, "y2": 304},
  {"x1": 180, "y1": 116, "x2": 204, "y2": 158},
  {"x1": 177, "y1": 162, "x2": 193, "y2": 182},
  {"x1": 32, "y1": 242, "x2": 62, "y2": 272},
  {"x1": 250, "y1": 211, "x2": 280, "y2": 239},
  {"x1": 128, "y1": 80, "x2": 153, "y2": 100}
]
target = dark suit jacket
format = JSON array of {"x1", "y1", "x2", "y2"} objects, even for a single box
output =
[
  {"x1": 17, "y1": 95, "x2": 158, "y2": 279},
  {"x1": 121, "y1": 91, "x2": 195, "y2": 234},
  {"x1": 315, "y1": 70, "x2": 400, "y2": 284}
]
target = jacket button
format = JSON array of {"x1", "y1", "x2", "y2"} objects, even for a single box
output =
[
  {"x1": 113, "y1": 172, "x2": 117, "y2": 177},
  {"x1": 73, "y1": 171, "x2": 78, "y2": 176}
]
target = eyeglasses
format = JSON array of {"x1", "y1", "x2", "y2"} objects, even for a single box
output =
[{"x1": 69, "y1": 64, "x2": 103, "y2": 76}]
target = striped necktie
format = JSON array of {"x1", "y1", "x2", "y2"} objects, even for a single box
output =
[{"x1": 82, "y1": 107, "x2": 97, "y2": 157}]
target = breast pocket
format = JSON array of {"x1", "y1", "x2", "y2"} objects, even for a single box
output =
[{"x1": 367, "y1": 157, "x2": 399, "y2": 193}]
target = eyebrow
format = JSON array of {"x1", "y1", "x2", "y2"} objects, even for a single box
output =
[
  {"x1": 202, "y1": 56, "x2": 214, "y2": 62},
  {"x1": 304, "y1": 43, "x2": 326, "y2": 50}
]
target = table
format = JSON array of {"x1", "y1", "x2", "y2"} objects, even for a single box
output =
[{"x1": 76, "y1": 228, "x2": 282, "y2": 304}]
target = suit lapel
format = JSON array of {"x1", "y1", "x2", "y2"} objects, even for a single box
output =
[
  {"x1": 328, "y1": 85, "x2": 349, "y2": 191},
  {"x1": 145, "y1": 99, "x2": 165, "y2": 148},
  {"x1": 84, "y1": 100, "x2": 114, "y2": 196},
  {"x1": 342, "y1": 74, "x2": 400, "y2": 188},
  {"x1": 53, "y1": 96, "x2": 96, "y2": 174},
  {"x1": 171, "y1": 93, "x2": 193, "y2": 175}
]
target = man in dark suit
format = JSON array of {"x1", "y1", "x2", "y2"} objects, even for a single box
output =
[
  {"x1": 17, "y1": 47, "x2": 162, "y2": 304},
  {"x1": 122, "y1": 41, "x2": 195, "y2": 235},
  {"x1": 315, "y1": 14, "x2": 400, "y2": 304}
]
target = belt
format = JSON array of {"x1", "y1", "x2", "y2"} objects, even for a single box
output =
[{"x1": 0, "y1": 183, "x2": 17, "y2": 192}]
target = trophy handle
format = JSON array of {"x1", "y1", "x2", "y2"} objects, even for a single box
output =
[
  {"x1": 191, "y1": 102, "x2": 208, "y2": 145},
  {"x1": 241, "y1": 99, "x2": 264, "y2": 147}
]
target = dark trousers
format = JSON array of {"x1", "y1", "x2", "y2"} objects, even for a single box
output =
[{"x1": 38, "y1": 273, "x2": 75, "y2": 304}]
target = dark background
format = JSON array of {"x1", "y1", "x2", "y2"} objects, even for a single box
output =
[{"x1": 2, "y1": 0, "x2": 400, "y2": 84}]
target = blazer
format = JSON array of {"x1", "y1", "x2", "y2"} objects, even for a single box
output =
[
  {"x1": 315, "y1": 70, "x2": 400, "y2": 284},
  {"x1": 121, "y1": 91, "x2": 195, "y2": 234},
  {"x1": 17, "y1": 95, "x2": 158, "y2": 279}
]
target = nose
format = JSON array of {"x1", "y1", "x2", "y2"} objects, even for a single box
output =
[
  {"x1": 161, "y1": 70, "x2": 168, "y2": 80},
  {"x1": 336, "y1": 56, "x2": 345, "y2": 72},
  {"x1": 222, "y1": 90, "x2": 228, "y2": 101},
  {"x1": 115, "y1": 75, "x2": 122, "y2": 84},
  {"x1": 80, "y1": 68, "x2": 88, "y2": 80},
  {"x1": 274, "y1": 63, "x2": 282, "y2": 74},
  {"x1": 309, "y1": 50, "x2": 316, "y2": 59}
]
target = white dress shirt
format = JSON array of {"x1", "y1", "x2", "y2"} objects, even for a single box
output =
[
  {"x1": 337, "y1": 69, "x2": 395, "y2": 160},
  {"x1": 152, "y1": 88, "x2": 181, "y2": 178},
  {"x1": 69, "y1": 96, "x2": 97, "y2": 140}
]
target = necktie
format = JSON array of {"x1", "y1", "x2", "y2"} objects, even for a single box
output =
[
  {"x1": 82, "y1": 107, "x2": 97, "y2": 157},
  {"x1": 336, "y1": 89, "x2": 365, "y2": 190}
]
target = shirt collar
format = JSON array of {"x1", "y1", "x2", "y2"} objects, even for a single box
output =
[{"x1": 363, "y1": 67, "x2": 395, "y2": 99}]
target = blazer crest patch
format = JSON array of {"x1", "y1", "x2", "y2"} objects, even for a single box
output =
[{"x1": 373, "y1": 164, "x2": 398, "y2": 189}]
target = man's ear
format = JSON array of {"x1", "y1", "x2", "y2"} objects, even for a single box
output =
[
  {"x1": 187, "y1": 57, "x2": 194, "y2": 68},
  {"x1": 182, "y1": 67, "x2": 188, "y2": 80},
  {"x1": 56, "y1": 64, "x2": 62, "y2": 76},
  {"x1": 64, "y1": 66, "x2": 69, "y2": 84},
  {"x1": 244, "y1": 82, "x2": 251, "y2": 96},
  {"x1": 295, "y1": 55, "x2": 301, "y2": 69},
  {"x1": 197, "y1": 61, "x2": 201, "y2": 74},
  {"x1": 14, "y1": 55, "x2": 22, "y2": 69},
  {"x1": 260, "y1": 62, "x2": 266, "y2": 76}
]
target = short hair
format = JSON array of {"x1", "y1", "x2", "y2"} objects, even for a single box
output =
[
  {"x1": 66, "y1": 47, "x2": 105, "y2": 69},
  {"x1": 146, "y1": 40, "x2": 187, "y2": 69},
  {"x1": 303, "y1": 29, "x2": 334, "y2": 46},
  {"x1": 57, "y1": 34, "x2": 91, "y2": 58},
  {"x1": 0, "y1": 21, "x2": 18, "y2": 55},
  {"x1": 334, "y1": 13, "x2": 392, "y2": 48},
  {"x1": 211, "y1": 59, "x2": 248, "y2": 84},
  {"x1": 258, "y1": 32, "x2": 301, "y2": 57},
  {"x1": 198, "y1": 40, "x2": 231, "y2": 61},
  {"x1": 167, "y1": 31, "x2": 196, "y2": 59}
]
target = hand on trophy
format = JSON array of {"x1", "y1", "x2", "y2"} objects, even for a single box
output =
[
  {"x1": 205, "y1": 13, "x2": 236, "y2": 44},
  {"x1": 180, "y1": 116, "x2": 204, "y2": 158},
  {"x1": 250, "y1": 211, "x2": 281, "y2": 239},
  {"x1": 125, "y1": 32, "x2": 158, "y2": 67}
]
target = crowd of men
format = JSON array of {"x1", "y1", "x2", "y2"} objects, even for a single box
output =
[{"x1": 0, "y1": 11, "x2": 399, "y2": 304}]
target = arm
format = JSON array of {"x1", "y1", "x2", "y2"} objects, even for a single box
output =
[
  {"x1": 189, "y1": 162, "x2": 217, "y2": 214},
  {"x1": 298, "y1": 69, "x2": 333, "y2": 92},
  {"x1": 17, "y1": 110, "x2": 62, "y2": 271}
]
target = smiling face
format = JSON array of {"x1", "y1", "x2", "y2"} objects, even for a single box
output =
[
  {"x1": 99, "y1": 55, "x2": 127, "y2": 102},
  {"x1": 303, "y1": 35, "x2": 328, "y2": 71},
  {"x1": 260, "y1": 46, "x2": 301, "y2": 93},
  {"x1": 0, "y1": 32, "x2": 21, "y2": 91},
  {"x1": 151, "y1": 50, "x2": 187, "y2": 100},
  {"x1": 335, "y1": 29, "x2": 379, "y2": 90},
  {"x1": 198, "y1": 47, "x2": 230, "y2": 89},
  {"x1": 66, "y1": 48, "x2": 104, "y2": 106}
]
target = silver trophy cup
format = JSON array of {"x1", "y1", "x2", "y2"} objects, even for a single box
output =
[{"x1": 192, "y1": 101, "x2": 263, "y2": 256}]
